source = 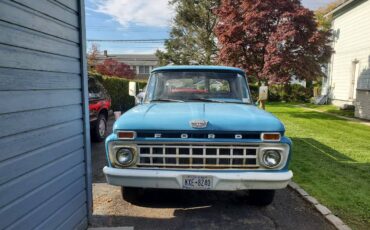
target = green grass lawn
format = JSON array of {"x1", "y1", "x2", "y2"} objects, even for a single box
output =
[
  {"x1": 267, "y1": 103, "x2": 370, "y2": 230},
  {"x1": 300, "y1": 103, "x2": 355, "y2": 118}
]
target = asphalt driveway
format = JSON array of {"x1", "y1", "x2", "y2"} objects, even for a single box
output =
[{"x1": 90, "y1": 118, "x2": 334, "y2": 230}]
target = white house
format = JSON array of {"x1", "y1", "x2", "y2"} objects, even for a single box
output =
[{"x1": 325, "y1": 0, "x2": 370, "y2": 119}]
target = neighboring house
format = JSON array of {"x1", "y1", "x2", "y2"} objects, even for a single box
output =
[
  {"x1": 290, "y1": 76, "x2": 306, "y2": 88},
  {"x1": 324, "y1": 0, "x2": 370, "y2": 119},
  {"x1": 95, "y1": 51, "x2": 159, "y2": 80},
  {"x1": 0, "y1": 1, "x2": 91, "y2": 229}
]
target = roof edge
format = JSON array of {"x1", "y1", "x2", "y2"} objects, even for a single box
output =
[
  {"x1": 152, "y1": 65, "x2": 246, "y2": 75},
  {"x1": 325, "y1": 0, "x2": 365, "y2": 18}
]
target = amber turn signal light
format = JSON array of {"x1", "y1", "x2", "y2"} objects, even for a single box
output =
[
  {"x1": 261, "y1": 133, "x2": 281, "y2": 141},
  {"x1": 117, "y1": 131, "x2": 136, "y2": 139}
]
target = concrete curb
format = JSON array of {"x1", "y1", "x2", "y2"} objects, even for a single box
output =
[{"x1": 288, "y1": 182, "x2": 352, "y2": 230}]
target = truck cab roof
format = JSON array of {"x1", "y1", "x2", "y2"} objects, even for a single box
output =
[{"x1": 152, "y1": 65, "x2": 246, "y2": 76}]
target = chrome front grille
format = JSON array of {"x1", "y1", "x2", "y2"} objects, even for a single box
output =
[{"x1": 136, "y1": 143, "x2": 260, "y2": 169}]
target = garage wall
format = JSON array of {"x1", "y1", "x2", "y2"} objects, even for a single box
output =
[{"x1": 0, "y1": 0, "x2": 91, "y2": 229}]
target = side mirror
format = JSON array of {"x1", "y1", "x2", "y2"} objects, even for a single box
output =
[
  {"x1": 129, "y1": 82, "x2": 136, "y2": 97},
  {"x1": 136, "y1": 92, "x2": 145, "y2": 104}
]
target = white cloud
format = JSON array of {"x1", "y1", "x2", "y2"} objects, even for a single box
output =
[{"x1": 94, "y1": 0, "x2": 174, "y2": 27}]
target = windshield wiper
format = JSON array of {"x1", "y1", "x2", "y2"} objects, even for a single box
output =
[
  {"x1": 188, "y1": 98, "x2": 247, "y2": 104},
  {"x1": 188, "y1": 98, "x2": 224, "y2": 103},
  {"x1": 151, "y1": 98, "x2": 184, "y2": 103}
]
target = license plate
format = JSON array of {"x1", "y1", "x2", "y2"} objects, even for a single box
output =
[{"x1": 182, "y1": 175, "x2": 213, "y2": 190}]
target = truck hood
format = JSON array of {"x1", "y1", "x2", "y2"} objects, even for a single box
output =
[{"x1": 113, "y1": 102, "x2": 285, "y2": 132}]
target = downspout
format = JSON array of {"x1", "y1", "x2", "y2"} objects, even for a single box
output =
[{"x1": 78, "y1": 0, "x2": 93, "y2": 221}]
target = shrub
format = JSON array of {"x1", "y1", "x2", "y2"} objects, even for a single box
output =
[
  {"x1": 289, "y1": 84, "x2": 312, "y2": 102},
  {"x1": 96, "y1": 59, "x2": 135, "y2": 79},
  {"x1": 268, "y1": 84, "x2": 312, "y2": 102},
  {"x1": 248, "y1": 84, "x2": 258, "y2": 102},
  {"x1": 243, "y1": 82, "x2": 312, "y2": 103},
  {"x1": 89, "y1": 71, "x2": 103, "y2": 82},
  {"x1": 89, "y1": 72, "x2": 146, "y2": 112},
  {"x1": 101, "y1": 77, "x2": 135, "y2": 112},
  {"x1": 268, "y1": 85, "x2": 283, "y2": 102}
]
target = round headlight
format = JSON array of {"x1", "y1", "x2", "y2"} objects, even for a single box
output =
[
  {"x1": 116, "y1": 148, "x2": 134, "y2": 166},
  {"x1": 262, "y1": 150, "x2": 282, "y2": 168}
]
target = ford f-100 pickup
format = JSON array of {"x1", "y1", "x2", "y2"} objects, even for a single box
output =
[{"x1": 103, "y1": 66, "x2": 293, "y2": 205}]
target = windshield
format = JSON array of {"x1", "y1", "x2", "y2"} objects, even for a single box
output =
[{"x1": 144, "y1": 71, "x2": 251, "y2": 104}]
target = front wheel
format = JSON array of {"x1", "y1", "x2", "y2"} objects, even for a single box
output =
[{"x1": 248, "y1": 190, "x2": 275, "y2": 206}]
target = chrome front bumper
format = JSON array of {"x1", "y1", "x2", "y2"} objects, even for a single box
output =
[{"x1": 103, "y1": 166, "x2": 293, "y2": 191}]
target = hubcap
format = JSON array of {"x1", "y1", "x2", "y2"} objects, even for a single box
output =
[{"x1": 98, "y1": 119, "x2": 106, "y2": 137}]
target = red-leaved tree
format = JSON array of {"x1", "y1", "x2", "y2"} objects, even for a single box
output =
[
  {"x1": 96, "y1": 59, "x2": 135, "y2": 79},
  {"x1": 215, "y1": 0, "x2": 332, "y2": 83}
]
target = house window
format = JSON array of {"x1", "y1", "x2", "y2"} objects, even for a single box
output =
[{"x1": 139, "y1": 66, "x2": 150, "y2": 74}]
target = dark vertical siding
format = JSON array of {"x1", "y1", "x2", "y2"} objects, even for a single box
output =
[{"x1": 0, "y1": 0, "x2": 90, "y2": 229}]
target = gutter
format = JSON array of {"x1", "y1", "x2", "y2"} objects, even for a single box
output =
[{"x1": 325, "y1": 0, "x2": 355, "y2": 17}]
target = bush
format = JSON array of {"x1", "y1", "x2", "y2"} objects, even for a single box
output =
[
  {"x1": 89, "y1": 72, "x2": 146, "y2": 112},
  {"x1": 289, "y1": 84, "x2": 313, "y2": 102},
  {"x1": 245, "y1": 82, "x2": 312, "y2": 103},
  {"x1": 268, "y1": 85, "x2": 283, "y2": 102},
  {"x1": 268, "y1": 84, "x2": 312, "y2": 102},
  {"x1": 89, "y1": 71, "x2": 104, "y2": 82},
  {"x1": 248, "y1": 84, "x2": 258, "y2": 102}
]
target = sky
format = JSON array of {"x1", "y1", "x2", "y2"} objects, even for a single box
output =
[{"x1": 85, "y1": 0, "x2": 334, "y2": 55}]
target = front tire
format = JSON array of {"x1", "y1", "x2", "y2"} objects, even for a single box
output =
[
  {"x1": 248, "y1": 190, "x2": 275, "y2": 206},
  {"x1": 91, "y1": 114, "x2": 107, "y2": 142},
  {"x1": 121, "y1": 187, "x2": 143, "y2": 203}
]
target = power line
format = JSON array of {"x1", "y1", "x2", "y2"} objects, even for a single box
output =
[
  {"x1": 86, "y1": 26, "x2": 168, "y2": 31},
  {"x1": 86, "y1": 28, "x2": 169, "y2": 33},
  {"x1": 86, "y1": 25, "x2": 167, "y2": 29},
  {"x1": 87, "y1": 39, "x2": 168, "y2": 43},
  {"x1": 88, "y1": 28, "x2": 167, "y2": 34}
]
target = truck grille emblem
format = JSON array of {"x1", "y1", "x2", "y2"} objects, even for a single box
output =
[{"x1": 190, "y1": 120, "x2": 208, "y2": 129}]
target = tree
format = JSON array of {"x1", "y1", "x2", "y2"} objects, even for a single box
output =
[
  {"x1": 315, "y1": 0, "x2": 343, "y2": 31},
  {"x1": 96, "y1": 59, "x2": 135, "y2": 79},
  {"x1": 215, "y1": 0, "x2": 333, "y2": 84},
  {"x1": 156, "y1": 0, "x2": 220, "y2": 65},
  {"x1": 87, "y1": 43, "x2": 100, "y2": 70}
]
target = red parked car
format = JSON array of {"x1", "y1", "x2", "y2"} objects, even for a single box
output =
[{"x1": 88, "y1": 77, "x2": 111, "y2": 142}]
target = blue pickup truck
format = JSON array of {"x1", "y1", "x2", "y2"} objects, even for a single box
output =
[{"x1": 103, "y1": 65, "x2": 293, "y2": 205}]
